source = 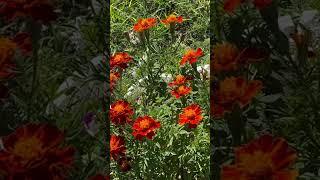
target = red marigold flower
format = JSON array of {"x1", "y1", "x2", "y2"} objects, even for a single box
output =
[
  {"x1": 212, "y1": 76, "x2": 262, "y2": 117},
  {"x1": 212, "y1": 42, "x2": 240, "y2": 73},
  {"x1": 110, "y1": 52, "x2": 133, "y2": 70},
  {"x1": 133, "y1": 18, "x2": 157, "y2": 32},
  {"x1": 0, "y1": 123, "x2": 75, "y2": 179},
  {"x1": 179, "y1": 104, "x2": 203, "y2": 128},
  {"x1": 0, "y1": 37, "x2": 17, "y2": 79},
  {"x1": 223, "y1": 0, "x2": 244, "y2": 13},
  {"x1": 88, "y1": 174, "x2": 110, "y2": 180},
  {"x1": 180, "y1": 48, "x2": 204, "y2": 66},
  {"x1": 171, "y1": 85, "x2": 192, "y2": 99},
  {"x1": 221, "y1": 134, "x2": 298, "y2": 180},
  {"x1": 110, "y1": 71, "x2": 120, "y2": 91},
  {"x1": 110, "y1": 100, "x2": 134, "y2": 125},
  {"x1": 161, "y1": 14, "x2": 183, "y2": 25},
  {"x1": 253, "y1": 0, "x2": 273, "y2": 9},
  {"x1": 110, "y1": 135, "x2": 126, "y2": 160},
  {"x1": 132, "y1": 116, "x2": 161, "y2": 140},
  {"x1": 12, "y1": 32, "x2": 32, "y2": 56},
  {"x1": 212, "y1": 42, "x2": 268, "y2": 73},
  {"x1": 168, "y1": 74, "x2": 188, "y2": 87},
  {"x1": 0, "y1": 0, "x2": 57, "y2": 23}
]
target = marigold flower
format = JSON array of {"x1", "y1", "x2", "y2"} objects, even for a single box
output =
[
  {"x1": 212, "y1": 42, "x2": 240, "y2": 73},
  {"x1": 253, "y1": 0, "x2": 273, "y2": 9},
  {"x1": 0, "y1": 0, "x2": 57, "y2": 23},
  {"x1": 12, "y1": 32, "x2": 32, "y2": 56},
  {"x1": 110, "y1": 100, "x2": 134, "y2": 125},
  {"x1": 223, "y1": 0, "x2": 244, "y2": 13},
  {"x1": 168, "y1": 74, "x2": 188, "y2": 87},
  {"x1": 179, "y1": 104, "x2": 203, "y2": 128},
  {"x1": 0, "y1": 123, "x2": 75, "y2": 179},
  {"x1": 171, "y1": 85, "x2": 192, "y2": 99},
  {"x1": 132, "y1": 116, "x2": 161, "y2": 140},
  {"x1": 110, "y1": 71, "x2": 120, "y2": 91},
  {"x1": 110, "y1": 52, "x2": 133, "y2": 70},
  {"x1": 133, "y1": 18, "x2": 157, "y2": 32},
  {"x1": 161, "y1": 14, "x2": 183, "y2": 25},
  {"x1": 88, "y1": 174, "x2": 110, "y2": 180},
  {"x1": 221, "y1": 134, "x2": 298, "y2": 180},
  {"x1": 212, "y1": 42, "x2": 268, "y2": 73},
  {"x1": 0, "y1": 37, "x2": 17, "y2": 79},
  {"x1": 110, "y1": 135, "x2": 126, "y2": 160},
  {"x1": 180, "y1": 48, "x2": 204, "y2": 66},
  {"x1": 212, "y1": 77, "x2": 262, "y2": 117}
]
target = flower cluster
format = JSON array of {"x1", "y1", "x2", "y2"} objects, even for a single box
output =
[
  {"x1": 0, "y1": 123, "x2": 75, "y2": 179},
  {"x1": 169, "y1": 74, "x2": 192, "y2": 99}
]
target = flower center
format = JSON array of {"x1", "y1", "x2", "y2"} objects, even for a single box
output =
[
  {"x1": 185, "y1": 109, "x2": 196, "y2": 118},
  {"x1": 113, "y1": 104, "x2": 125, "y2": 113},
  {"x1": 13, "y1": 136, "x2": 42, "y2": 160},
  {"x1": 139, "y1": 119, "x2": 150, "y2": 129}
]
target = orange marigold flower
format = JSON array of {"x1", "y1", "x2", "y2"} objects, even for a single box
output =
[
  {"x1": 132, "y1": 116, "x2": 161, "y2": 140},
  {"x1": 88, "y1": 174, "x2": 110, "y2": 180},
  {"x1": 0, "y1": 37, "x2": 17, "y2": 79},
  {"x1": 223, "y1": 0, "x2": 244, "y2": 13},
  {"x1": 180, "y1": 48, "x2": 204, "y2": 66},
  {"x1": 110, "y1": 100, "x2": 134, "y2": 125},
  {"x1": 133, "y1": 18, "x2": 157, "y2": 32},
  {"x1": 212, "y1": 77, "x2": 262, "y2": 117},
  {"x1": 171, "y1": 85, "x2": 192, "y2": 99},
  {"x1": 161, "y1": 14, "x2": 183, "y2": 25},
  {"x1": 12, "y1": 32, "x2": 32, "y2": 56},
  {"x1": 0, "y1": 0, "x2": 57, "y2": 23},
  {"x1": 212, "y1": 42, "x2": 240, "y2": 73},
  {"x1": 110, "y1": 52, "x2": 133, "y2": 70},
  {"x1": 179, "y1": 104, "x2": 203, "y2": 128},
  {"x1": 168, "y1": 74, "x2": 188, "y2": 87},
  {"x1": 110, "y1": 71, "x2": 120, "y2": 91},
  {"x1": 0, "y1": 123, "x2": 75, "y2": 179},
  {"x1": 221, "y1": 134, "x2": 298, "y2": 180},
  {"x1": 253, "y1": 0, "x2": 273, "y2": 9},
  {"x1": 110, "y1": 135, "x2": 126, "y2": 160}
]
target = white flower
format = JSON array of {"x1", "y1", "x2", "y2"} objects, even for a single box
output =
[
  {"x1": 300, "y1": 10, "x2": 318, "y2": 28},
  {"x1": 161, "y1": 73, "x2": 172, "y2": 83},
  {"x1": 278, "y1": 15, "x2": 294, "y2": 38}
]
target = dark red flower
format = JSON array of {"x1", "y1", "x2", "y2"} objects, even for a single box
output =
[
  {"x1": 0, "y1": 0, "x2": 57, "y2": 23},
  {"x1": 110, "y1": 135, "x2": 126, "y2": 160},
  {"x1": 88, "y1": 174, "x2": 110, "y2": 180},
  {"x1": 180, "y1": 48, "x2": 204, "y2": 66},
  {"x1": 222, "y1": 134, "x2": 298, "y2": 180},
  {"x1": 253, "y1": 0, "x2": 272, "y2": 9},
  {"x1": 110, "y1": 100, "x2": 134, "y2": 125},
  {"x1": 0, "y1": 123, "x2": 75, "y2": 179},
  {"x1": 179, "y1": 104, "x2": 203, "y2": 128},
  {"x1": 110, "y1": 52, "x2": 133, "y2": 70},
  {"x1": 132, "y1": 116, "x2": 161, "y2": 140}
]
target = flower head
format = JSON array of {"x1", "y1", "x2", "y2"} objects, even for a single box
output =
[
  {"x1": 171, "y1": 85, "x2": 192, "y2": 99},
  {"x1": 110, "y1": 71, "x2": 121, "y2": 91},
  {"x1": 180, "y1": 48, "x2": 204, "y2": 66},
  {"x1": 161, "y1": 14, "x2": 183, "y2": 25},
  {"x1": 212, "y1": 77, "x2": 262, "y2": 117},
  {"x1": 168, "y1": 74, "x2": 188, "y2": 87},
  {"x1": 110, "y1": 52, "x2": 133, "y2": 70},
  {"x1": 132, "y1": 116, "x2": 160, "y2": 140},
  {"x1": 0, "y1": 0, "x2": 57, "y2": 23},
  {"x1": 0, "y1": 37, "x2": 16, "y2": 79},
  {"x1": 133, "y1": 18, "x2": 157, "y2": 32},
  {"x1": 212, "y1": 42, "x2": 240, "y2": 73},
  {"x1": 223, "y1": 0, "x2": 244, "y2": 13},
  {"x1": 179, "y1": 104, "x2": 203, "y2": 128},
  {"x1": 110, "y1": 135, "x2": 126, "y2": 160},
  {"x1": 222, "y1": 134, "x2": 298, "y2": 180},
  {"x1": 110, "y1": 100, "x2": 134, "y2": 125},
  {"x1": 0, "y1": 123, "x2": 75, "y2": 179}
]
